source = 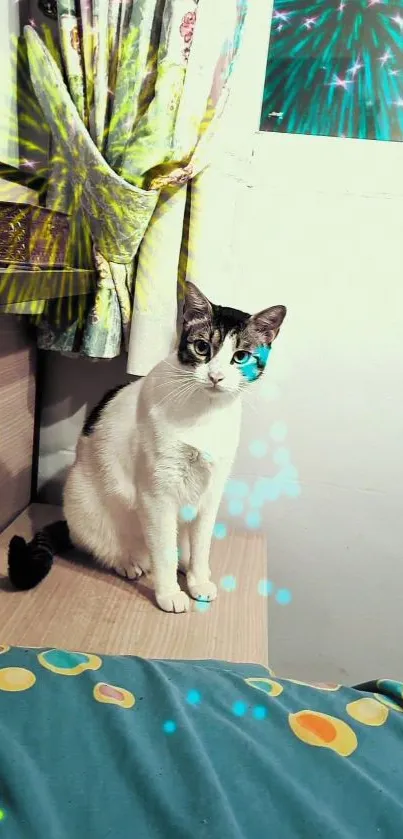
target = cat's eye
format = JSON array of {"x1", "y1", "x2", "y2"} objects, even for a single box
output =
[
  {"x1": 233, "y1": 350, "x2": 251, "y2": 364},
  {"x1": 193, "y1": 339, "x2": 210, "y2": 356}
]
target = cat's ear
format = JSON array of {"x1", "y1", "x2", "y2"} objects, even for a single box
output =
[
  {"x1": 249, "y1": 305, "x2": 287, "y2": 343},
  {"x1": 182, "y1": 281, "x2": 212, "y2": 323}
]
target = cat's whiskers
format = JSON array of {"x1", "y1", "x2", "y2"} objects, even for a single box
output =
[{"x1": 154, "y1": 379, "x2": 197, "y2": 411}]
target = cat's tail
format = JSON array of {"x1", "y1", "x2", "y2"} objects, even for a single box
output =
[{"x1": 8, "y1": 520, "x2": 72, "y2": 591}]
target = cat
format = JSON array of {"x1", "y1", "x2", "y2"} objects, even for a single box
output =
[{"x1": 8, "y1": 282, "x2": 286, "y2": 613}]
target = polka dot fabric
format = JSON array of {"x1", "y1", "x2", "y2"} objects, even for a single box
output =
[{"x1": 0, "y1": 646, "x2": 402, "y2": 838}]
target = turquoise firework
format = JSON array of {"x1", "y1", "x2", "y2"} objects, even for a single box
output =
[{"x1": 261, "y1": 0, "x2": 403, "y2": 141}]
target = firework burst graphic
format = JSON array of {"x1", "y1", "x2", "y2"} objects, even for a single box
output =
[{"x1": 260, "y1": 0, "x2": 403, "y2": 141}]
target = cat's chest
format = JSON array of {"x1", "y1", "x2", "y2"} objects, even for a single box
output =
[{"x1": 175, "y1": 406, "x2": 241, "y2": 462}]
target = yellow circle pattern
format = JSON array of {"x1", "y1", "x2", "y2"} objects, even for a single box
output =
[
  {"x1": 0, "y1": 667, "x2": 36, "y2": 692},
  {"x1": 93, "y1": 682, "x2": 135, "y2": 709},
  {"x1": 287, "y1": 679, "x2": 340, "y2": 691},
  {"x1": 289, "y1": 710, "x2": 358, "y2": 757},
  {"x1": 245, "y1": 677, "x2": 284, "y2": 697},
  {"x1": 346, "y1": 697, "x2": 388, "y2": 726},
  {"x1": 38, "y1": 649, "x2": 102, "y2": 676},
  {"x1": 373, "y1": 693, "x2": 403, "y2": 713}
]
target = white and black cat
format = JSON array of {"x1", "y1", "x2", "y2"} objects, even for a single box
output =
[{"x1": 8, "y1": 282, "x2": 286, "y2": 612}]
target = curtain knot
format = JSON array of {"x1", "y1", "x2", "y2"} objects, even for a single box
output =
[{"x1": 150, "y1": 164, "x2": 194, "y2": 191}]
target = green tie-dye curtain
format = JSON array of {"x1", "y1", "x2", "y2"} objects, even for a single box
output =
[{"x1": 25, "y1": 0, "x2": 248, "y2": 358}]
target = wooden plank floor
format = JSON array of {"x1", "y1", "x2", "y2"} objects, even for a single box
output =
[{"x1": 0, "y1": 504, "x2": 268, "y2": 665}]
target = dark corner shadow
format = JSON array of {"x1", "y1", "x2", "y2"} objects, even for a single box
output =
[{"x1": 37, "y1": 352, "x2": 137, "y2": 433}]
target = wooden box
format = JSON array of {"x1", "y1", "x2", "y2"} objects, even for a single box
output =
[{"x1": 0, "y1": 202, "x2": 69, "y2": 268}]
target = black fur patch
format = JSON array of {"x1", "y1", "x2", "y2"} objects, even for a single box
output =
[
  {"x1": 82, "y1": 384, "x2": 128, "y2": 437},
  {"x1": 178, "y1": 302, "x2": 251, "y2": 367}
]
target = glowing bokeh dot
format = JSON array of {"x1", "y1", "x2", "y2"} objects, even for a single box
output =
[
  {"x1": 232, "y1": 700, "x2": 247, "y2": 717},
  {"x1": 285, "y1": 482, "x2": 302, "y2": 499},
  {"x1": 0, "y1": 809, "x2": 5, "y2": 821},
  {"x1": 246, "y1": 510, "x2": 261, "y2": 529},
  {"x1": 180, "y1": 505, "x2": 197, "y2": 523},
  {"x1": 276, "y1": 589, "x2": 292, "y2": 606},
  {"x1": 225, "y1": 480, "x2": 249, "y2": 498},
  {"x1": 253, "y1": 705, "x2": 268, "y2": 720},
  {"x1": 258, "y1": 579, "x2": 273, "y2": 597},
  {"x1": 163, "y1": 720, "x2": 177, "y2": 734},
  {"x1": 270, "y1": 421, "x2": 287, "y2": 442},
  {"x1": 195, "y1": 601, "x2": 211, "y2": 613},
  {"x1": 220, "y1": 575, "x2": 237, "y2": 592},
  {"x1": 187, "y1": 690, "x2": 202, "y2": 705},
  {"x1": 249, "y1": 440, "x2": 268, "y2": 458},
  {"x1": 228, "y1": 498, "x2": 244, "y2": 516},
  {"x1": 273, "y1": 447, "x2": 291, "y2": 466},
  {"x1": 213, "y1": 522, "x2": 227, "y2": 540}
]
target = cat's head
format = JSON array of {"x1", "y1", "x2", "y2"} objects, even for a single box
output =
[{"x1": 177, "y1": 282, "x2": 286, "y2": 399}]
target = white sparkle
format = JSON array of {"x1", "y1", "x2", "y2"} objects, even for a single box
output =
[
  {"x1": 273, "y1": 10, "x2": 291, "y2": 21},
  {"x1": 393, "y1": 97, "x2": 403, "y2": 107},
  {"x1": 338, "y1": 1, "x2": 346, "y2": 10},
  {"x1": 303, "y1": 16, "x2": 317, "y2": 28},
  {"x1": 347, "y1": 58, "x2": 364, "y2": 76},
  {"x1": 391, "y1": 13, "x2": 403, "y2": 29},
  {"x1": 379, "y1": 49, "x2": 392, "y2": 65},
  {"x1": 329, "y1": 74, "x2": 353, "y2": 90}
]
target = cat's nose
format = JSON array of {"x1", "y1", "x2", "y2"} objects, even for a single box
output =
[{"x1": 208, "y1": 372, "x2": 224, "y2": 386}]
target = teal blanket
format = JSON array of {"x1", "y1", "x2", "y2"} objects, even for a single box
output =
[{"x1": 0, "y1": 645, "x2": 402, "y2": 838}]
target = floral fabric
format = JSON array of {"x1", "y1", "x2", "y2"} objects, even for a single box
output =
[{"x1": 26, "y1": 0, "x2": 248, "y2": 359}]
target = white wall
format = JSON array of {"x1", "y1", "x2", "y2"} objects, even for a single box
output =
[{"x1": 222, "y1": 132, "x2": 403, "y2": 684}]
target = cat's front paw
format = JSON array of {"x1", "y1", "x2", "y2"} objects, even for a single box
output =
[
  {"x1": 156, "y1": 589, "x2": 190, "y2": 613},
  {"x1": 115, "y1": 562, "x2": 144, "y2": 581},
  {"x1": 187, "y1": 578, "x2": 218, "y2": 603}
]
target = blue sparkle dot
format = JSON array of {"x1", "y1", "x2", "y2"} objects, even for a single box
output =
[
  {"x1": 214, "y1": 522, "x2": 227, "y2": 540},
  {"x1": 276, "y1": 588, "x2": 292, "y2": 605},
  {"x1": 253, "y1": 705, "x2": 268, "y2": 720},
  {"x1": 163, "y1": 720, "x2": 177, "y2": 734},
  {"x1": 202, "y1": 451, "x2": 214, "y2": 463},
  {"x1": 249, "y1": 440, "x2": 268, "y2": 458},
  {"x1": 195, "y1": 600, "x2": 211, "y2": 613},
  {"x1": 187, "y1": 690, "x2": 202, "y2": 705},
  {"x1": 225, "y1": 480, "x2": 249, "y2": 498},
  {"x1": 273, "y1": 447, "x2": 291, "y2": 466},
  {"x1": 228, "y1": 498, "x2": 244, "y2": 516},
  {"x1": 180, "y1": 505, "x2": 197, "y2": 522},
  {"x1": 258, "y1": 579, "x2": 273, "y2": 596},
  {"x1": 269, "y1": 421, "x2": 287, "y2": 442},
  {"x1": 232, "y1": 700, "x2": 247, "y2": 717},
  {"x1": 284, "y1": 482, "x2": 302, "y2": 498},
  {"x1": 246, "y1": 510, "x2": 261, "y2": 529},
  {"x1": 220, "y1": 575, "x2": 237, "y2": 592},
  {"x1": 281, "y1": 464, "x2": 299, "y2": 481}
]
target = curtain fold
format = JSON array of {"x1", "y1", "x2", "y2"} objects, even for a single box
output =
[{"x1": 24, "y1": 0, "x2": 248, "y2": 361}]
